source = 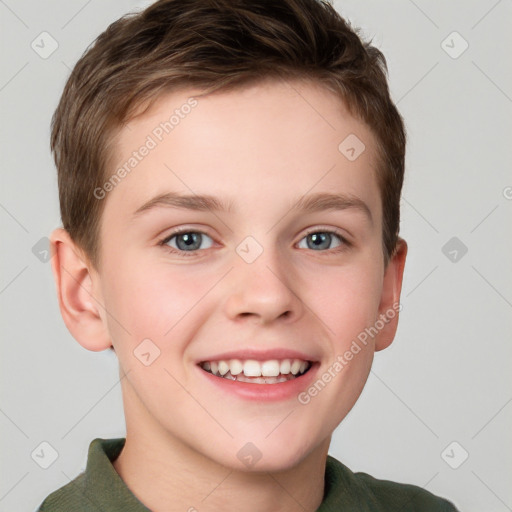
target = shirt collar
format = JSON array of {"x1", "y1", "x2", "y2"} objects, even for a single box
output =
[{"x1": 83, "y1": 438, "x2": 150, "y2": 511}]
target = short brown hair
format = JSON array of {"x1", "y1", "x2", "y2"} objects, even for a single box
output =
[{"x1": 51, "y1": 0, "x2": 406, "y2": 268}]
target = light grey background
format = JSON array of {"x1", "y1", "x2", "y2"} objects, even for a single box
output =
[{"x1": 1, "y1": 1, "x2": 511, "y2": 511}]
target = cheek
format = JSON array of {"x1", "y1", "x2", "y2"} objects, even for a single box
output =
[
  {"x1": 99, "y1": 257, "x2": 219, "y2": 353},
  {"x1": 98, "y1": 255, "x2": 178, "y2": 347},
  {"x1": 304, "y1": 261, "x2": 383, "y2": 348}
]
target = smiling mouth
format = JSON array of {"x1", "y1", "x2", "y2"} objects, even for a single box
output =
[{"x1": 199, "y1": 358, "x2": 312, "y2": 384}]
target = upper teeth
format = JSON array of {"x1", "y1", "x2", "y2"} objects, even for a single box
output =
[{"x1": 201, "y1": 359, "x2": 310, "y2": 377}]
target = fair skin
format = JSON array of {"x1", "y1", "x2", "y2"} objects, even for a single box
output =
[{"x1": 51, "y1": 78, "x2": 407, "y2": 512}]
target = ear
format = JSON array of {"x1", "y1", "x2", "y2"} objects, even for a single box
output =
[
  {"x1": 374, "y1": 237, "x2": 407, "y2": 352},
  {"x1": 50, "y1": 228, "x2": 112, "y2": 352}
]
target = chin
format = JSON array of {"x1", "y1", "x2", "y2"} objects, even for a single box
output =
[
  {"x1": 220, "y1": 436, "x2": 319, "y2": 474},
  {"x1": 253, "y1": 453, "x2": 312, "y2": 474}
]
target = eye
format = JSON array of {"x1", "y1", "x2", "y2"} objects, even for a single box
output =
[
  {"x1": 297, "y1": 230, "x2": 348, "y2": 251},
  {"x1": 161, "y1": 230, "x2": 214, "y2": 253}
]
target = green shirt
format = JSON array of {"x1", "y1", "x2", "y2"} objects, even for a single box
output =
[{"x1": 38, "y1": 438, "x2": 459, "y2": 511}]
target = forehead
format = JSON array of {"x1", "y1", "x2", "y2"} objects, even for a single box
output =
[{"x1": 103, "y1": 78, "x2": 381, "y2": 224}]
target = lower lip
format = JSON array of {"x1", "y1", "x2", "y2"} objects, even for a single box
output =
[{"x1": 197, "y1": 363, "x2": 319, "y2": 402}]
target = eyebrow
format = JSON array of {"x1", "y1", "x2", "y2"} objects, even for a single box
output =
[
  {"x1": 134, "y1": 192, "x2": 234, "y2": 216},
  {"x1": 292, "y1": 192, "x2": 372, "y2": 223},
  {"x1": 133, "y1": 191, "x2": 372, "y2": 223}
]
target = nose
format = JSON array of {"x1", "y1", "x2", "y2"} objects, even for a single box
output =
[{"x1": 223, "y1": 245, "x2": 304, "y2": 325}]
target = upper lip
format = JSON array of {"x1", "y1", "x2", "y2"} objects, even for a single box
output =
[{"x1": 196, "y1": 348, "x2": 318, "y2": 363}]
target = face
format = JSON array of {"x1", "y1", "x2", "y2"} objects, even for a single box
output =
[{"x1": 91, "y1": 79, "x2": 399, "y2": 471}]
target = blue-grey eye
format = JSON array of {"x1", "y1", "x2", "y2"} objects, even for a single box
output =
[
  {"x1": 297, "y1": 232, "x2": 343, "y2": 251},
  {"x1": 165, "y1": 232, "x2": 214, "y2": 251}
]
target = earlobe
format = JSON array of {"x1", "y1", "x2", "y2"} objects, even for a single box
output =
[
  {"x1": 50, "y1": 228, "x2": 112, "y2": 352},
  {"x1": 374, "y1": 237, "x2": 408, "y2": 352}
]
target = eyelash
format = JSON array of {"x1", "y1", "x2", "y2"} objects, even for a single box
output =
[{"x1": 158, "y1": 227, "x2": 351, "y2": 257}]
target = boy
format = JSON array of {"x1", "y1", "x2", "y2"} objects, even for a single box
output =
[{"x1": 39, "y1": 0, "x2": 459, "y2": 510}]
